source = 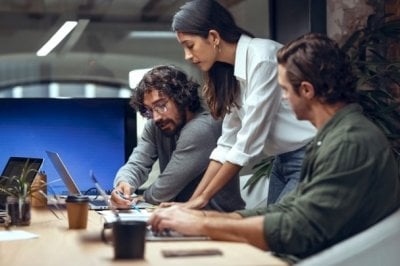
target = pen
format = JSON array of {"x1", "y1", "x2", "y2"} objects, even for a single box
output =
[
  {"x1": 115, "y1": 190, "x2": 141, "y2": 213},
  {"x1": 131, "y1": 204, "x2": 142, "y2": 213}
]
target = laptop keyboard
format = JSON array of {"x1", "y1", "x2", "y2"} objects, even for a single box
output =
[{"x1": 90, "y1": 199, "x2": 107, "y2": 206}]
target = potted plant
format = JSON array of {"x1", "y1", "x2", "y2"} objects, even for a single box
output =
[
  {"x1": 0, "y1": 159, "x2": 47, "y2": 225},
  {"x1": 341, "y1": 14, "x2": 400, "y2": 160}
]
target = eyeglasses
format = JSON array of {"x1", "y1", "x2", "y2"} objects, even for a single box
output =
[{"x1": 141, "y1": 99, "x2": 169, "y2": 120}]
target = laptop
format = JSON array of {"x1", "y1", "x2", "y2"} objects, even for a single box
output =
[
  {"x1": 100, "y1": 210, "x2": 210, "y2": 241},
  {"x1": 0, "y1": 157, "x2": 44, "y2": 209},
  {"x1": 145, "y1": 229, "x2": 210, "y2": 241},
  {"x1": 45, "y1": 151, "x2": 153, "y2": 210},
  {"x1": 45, "y1": 151, "x2": 113, "y2": 210}
]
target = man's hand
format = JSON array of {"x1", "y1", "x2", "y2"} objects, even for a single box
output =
[
  {"x1": 148, "y1": 206, "x2": 205, "y2": 236},
  {"x1": 110, "y1": 182, "x2": 135, "y2": 209}
]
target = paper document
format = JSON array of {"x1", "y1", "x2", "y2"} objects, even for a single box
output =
[
  {"x1": 98, "y1": 209, "x2": 151, "y2": 223},
  {"x1": 0, "y1": 230, "x2": 39, "y2": 242}
]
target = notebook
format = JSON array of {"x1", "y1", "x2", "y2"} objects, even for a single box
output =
[
  {"x1": 0, "y1": 157, "x2": 44, "y2": 209},
  {"x1": 45, "y1": 151, "x2": 153, "y2": 210}
]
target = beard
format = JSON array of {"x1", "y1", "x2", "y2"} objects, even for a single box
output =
[{"x1": 156, "y1": 107, "x2": 187, "y2": 137}]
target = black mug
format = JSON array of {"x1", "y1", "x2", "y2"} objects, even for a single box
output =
[{"x1": 102, "y1": 220, "x2": 146, "y2": 260}]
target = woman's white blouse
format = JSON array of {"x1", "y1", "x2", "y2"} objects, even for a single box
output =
[{"x1": 210, "y1": 35, "x2": 316, "y2": 166}]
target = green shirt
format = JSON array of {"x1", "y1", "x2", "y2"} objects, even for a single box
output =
[{"x1": 238, "y1": 103, "x2": 400, "y2": 262}]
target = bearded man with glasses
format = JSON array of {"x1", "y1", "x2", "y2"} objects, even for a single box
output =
[{"x1": 111, "y1": 65, "x2": 245, "y2": 211}]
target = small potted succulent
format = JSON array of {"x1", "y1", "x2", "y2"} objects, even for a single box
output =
[{"x1": 0, "y1": 159, "x2": 47, "y2": 226}]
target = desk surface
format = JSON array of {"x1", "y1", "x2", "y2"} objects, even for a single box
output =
[{"x1": 0, "y1": 208, "x2": 287, "y2": 266}]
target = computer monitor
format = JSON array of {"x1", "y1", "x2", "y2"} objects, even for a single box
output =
[{"x1": 0, "y1": 98, "x2": 136, "y2": 195}]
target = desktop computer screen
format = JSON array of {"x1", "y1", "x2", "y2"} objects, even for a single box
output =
[{"x1": 0, "y1": 98, "x2": 136, "y2": 195}]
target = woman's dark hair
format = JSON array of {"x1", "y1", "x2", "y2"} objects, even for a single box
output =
[
  {"x1": 130, "y1": 65, "x2": 201, "y2": 116},
  {"x1": 277, "y1": 33, "x2": 357, "y2": 104},
  {"x1": 172, "y1": 0, "x2": 254, "y2": 118}
]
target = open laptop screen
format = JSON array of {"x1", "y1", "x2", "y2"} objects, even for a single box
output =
[
  {"x1": 45, "y1": 151, "x2": 80, "y2": 195},
  {"x1": 0, "y1": 157, "x2": 43, "y2": 209},
  {"x1": 1, "y1": 157, "x2": 43, "y2": 180}
]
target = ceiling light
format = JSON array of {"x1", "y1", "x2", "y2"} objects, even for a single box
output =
[
  {"x1": 36, "y1": 21, "x2": 78, "y2": 57},
  {"x1": 128, "y1": 31, "x2": 175, "y2": 39}
]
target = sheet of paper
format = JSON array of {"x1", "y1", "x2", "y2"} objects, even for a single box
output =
[
  {"x1": 97, "y1": 209, "x2": 151, "y2": 223},
  {"x1": 0, "y1": 230, "x2": 39, "y2": 242}
]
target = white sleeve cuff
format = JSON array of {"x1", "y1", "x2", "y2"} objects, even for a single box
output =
[
  {"x1": 210, "y1": 146, "x2": 228, "y2": 164},
  {"x1": 210, "y1": 146, "x2": 252, "y2": 166},
  {"x1": 226, "y1": 147, "x2": 252, "y2": 166}
]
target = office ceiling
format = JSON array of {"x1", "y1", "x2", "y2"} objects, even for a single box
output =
[{"x1": 0, "y1": 0, "x2": 264, "y2": 90}]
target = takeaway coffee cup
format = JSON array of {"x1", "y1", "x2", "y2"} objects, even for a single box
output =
[
  {"x1": 65, "y1": 195, "x2": 89, "y2": 229},
  {"x1": 102, "y1": 220, "x2": 147, "y2": 259}
]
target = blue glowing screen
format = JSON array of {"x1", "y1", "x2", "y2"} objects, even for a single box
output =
[{"x1": 0, "y1": 98, "x2": 132, "y2": 195}]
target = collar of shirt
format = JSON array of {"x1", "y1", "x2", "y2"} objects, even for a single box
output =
[
  {"x1": 314, "y1": 103, "x2": 362, "y2": 148},
  {"x1": 234, "y1": 34, "x2": 252, "y2": 81}
]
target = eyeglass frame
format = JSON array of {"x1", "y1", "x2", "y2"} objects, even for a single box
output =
[{"x1": 140, "y1": 98, "x2": 170, "y2": 119}]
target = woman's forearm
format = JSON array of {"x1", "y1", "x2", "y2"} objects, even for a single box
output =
[
  {"x1": 200, "y1": 161, "x2": 242, "y2": 201},
  {"x1": 190, "y1": 160, "x2": 222, "y2": 200}
]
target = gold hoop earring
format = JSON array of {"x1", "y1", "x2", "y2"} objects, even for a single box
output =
[{"x1": 214, "y1": 44, "x2": 221, "y2": 53}]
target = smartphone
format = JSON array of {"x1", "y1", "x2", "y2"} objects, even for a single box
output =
[{"x1": 162, "y1": 248, "x2": 223, "y2": 258}]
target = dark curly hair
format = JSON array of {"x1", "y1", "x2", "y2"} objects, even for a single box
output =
[
  {"x1": 130, "y1": 65, "x2": 201, "y2": 116},
  {"x1": 277, "y1": 33, "x2": 358, "y2": 104}
]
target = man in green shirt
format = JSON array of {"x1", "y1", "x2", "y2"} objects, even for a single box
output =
[{"x1": 148, "y1": 33, "x2": 400, "y2": 263}]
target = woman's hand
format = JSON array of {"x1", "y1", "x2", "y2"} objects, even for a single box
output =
[{"x1": 160, "y1": 194, "x2": 209, "y2": 210}]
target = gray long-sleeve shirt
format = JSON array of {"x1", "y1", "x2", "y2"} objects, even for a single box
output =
[
  {"x1": 238, "y1": 103, "x2": 400, "y2": 262},
  {"x1": 114, "y1": 109, "x2": 245, "y2": 211}
]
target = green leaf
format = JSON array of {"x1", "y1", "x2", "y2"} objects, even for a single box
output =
[{"x1": 244, "y1": 157, "x2": 275, "y2": 193}]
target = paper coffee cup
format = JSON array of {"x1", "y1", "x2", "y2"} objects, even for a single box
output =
[{"x1": 65, "y1": 195, "x2": 89, "y2": 229}]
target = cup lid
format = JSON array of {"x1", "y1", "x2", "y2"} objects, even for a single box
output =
[{"x1": 65, "y1": 195, "x2": 90, "y2": 203}]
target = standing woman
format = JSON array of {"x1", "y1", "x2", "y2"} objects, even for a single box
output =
[{"x1": 168, "y1": 0, "x2": 316, "y2": 208}]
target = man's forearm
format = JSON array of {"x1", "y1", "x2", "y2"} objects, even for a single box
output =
[
  {"x1": 203, "y1": 210, "x2": 242, "y2": 219},
  {"x1": 200, "y1": 215, "x2": 269, "y2": 250}
]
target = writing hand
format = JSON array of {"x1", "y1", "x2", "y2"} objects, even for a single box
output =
[{"x1": 111, "y1": 182, "x2": 135, "y2": 209}]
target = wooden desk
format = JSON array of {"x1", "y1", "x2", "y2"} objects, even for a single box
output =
[{"x1": 0, "y1": 208, "x2": 287, "y2": 266}]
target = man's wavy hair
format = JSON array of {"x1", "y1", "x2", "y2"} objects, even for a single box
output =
[
  {"x1": 130, "y1": 65, "x2": 201, "y2": 116},
  {"x1": 277, "y1": 33, "x2": 358, "y2": 104}
]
